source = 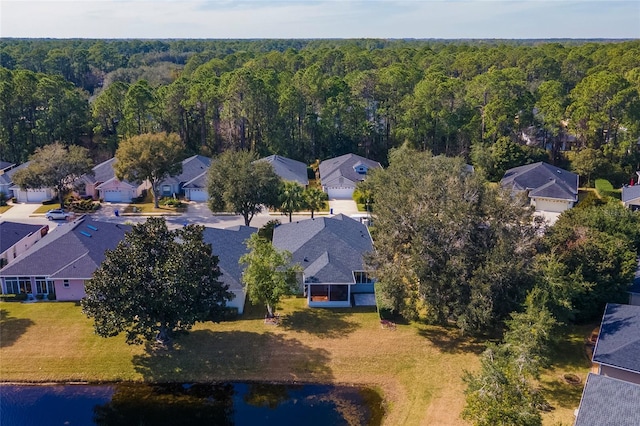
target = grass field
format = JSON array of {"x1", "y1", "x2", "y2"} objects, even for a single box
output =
[{"x1": 0, "y1": 299, "x2": 591, "y2": 425}]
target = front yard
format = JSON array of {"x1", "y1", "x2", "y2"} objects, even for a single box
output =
[{"x1": 0, "y1": 299, "x2": 590, "y2": 425}]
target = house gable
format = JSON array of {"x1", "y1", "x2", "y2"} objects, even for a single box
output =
[{"x1": 318, "y1": 154, "x2": 381, "y2": 189}]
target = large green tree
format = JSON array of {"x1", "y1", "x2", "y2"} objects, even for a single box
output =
[
  {"x1": 207, "y1": 150, "x2": 282, "y2": 226},
  {"x1": 239, "y1": 233, "x2": 301, "y2": 318},
  {"x1": 364, "y1": 146, "x2": 539, "y2": 332},
  {"x1": 82, "y1": 218, "x2": 232, "y2": 347},
  {"x1": 536, "y1": 201, "x2": 638, "y2": 322},
  {"x1": 12, "y1": 142, "x2": 93, "y2": 207},
  {"x1": 114, "y1": 132, "x2": 185, "y2": 208}
]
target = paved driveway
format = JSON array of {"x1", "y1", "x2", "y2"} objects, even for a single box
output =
[
  {"x1": 0, "y1": 202, "x2": 60, "y2": 229},
  {"x1": 328, "y1": 199, "x2": 360, "y2": 215}
]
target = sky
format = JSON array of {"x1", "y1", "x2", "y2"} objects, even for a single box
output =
[{"x1": 1, "y1": 1, "x2": 639, "y2": 39}]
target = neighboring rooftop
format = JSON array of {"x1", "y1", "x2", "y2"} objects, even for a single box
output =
[
  {"x1": 272, "y1": 214, "x2": 373, "y2": 284},
  {"x1": 256, "y1": 155, "x2": 308, "y2": 186},
  {"x1": 0, "y1": 217, "x2": 130, "y2": 279},
  {"x1": 202, "y1": 225, "x2": 257, "y2": 291},
  {"x1": 574, "y1": 374, "x2": 640, "y2": 426},
  {"x1": 500, "y1": 162, "x2": 579, "y2": 202},
  {"x1": 319, "y1": 154, "x2": 381, "y2": 187},
  {"x1": 0, "y1": 162, "x2": 29, "y2": 186},
  {"x1": 0, "y1": 222, "x2": 46, "y2": 253},
  {"x1": 160, "y1": 155, "x2": 212, "y2": 187},
  {"x1": 0, "y1": 161, "x2": 15, "y2": 172},
  {"x1": 592, "y1": 303, "x2": 640, "y2": 374}
]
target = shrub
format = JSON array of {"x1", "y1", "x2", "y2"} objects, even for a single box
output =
[
  {"x1": 47, "y1": 293, "x2": 57, "y2": 301},
  {"x1": 35, "y1": 293, "x2": 45, "y2": 300},
  {"x1": 42, "y1": 198, "x2": 56, "y2": 205},
  {"x1": 160, "y1": 197, "x2": 184, "y2": 208},
  {"x1": 0, "y1": 191, "x2": 7, "y2": 206}
]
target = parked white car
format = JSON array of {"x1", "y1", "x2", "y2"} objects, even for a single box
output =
[{"x1": 45, "y1": 209, "x2": 73, "y2": 221}]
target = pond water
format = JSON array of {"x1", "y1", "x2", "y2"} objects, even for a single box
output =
[{"x1": 0, "y1": 382, "x2": 384, "y2": 426}]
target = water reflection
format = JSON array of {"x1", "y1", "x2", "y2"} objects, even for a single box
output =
[{"x1": 1, "y1": 382, "x2": 383, "y2": 426}]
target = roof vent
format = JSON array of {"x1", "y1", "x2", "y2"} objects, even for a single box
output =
[
  {"x1": 80, "y1": 230, "x2": 92, "y2": 238},
  {"x1": 557, "y1": 170, "x2": 562, "y2": 174}
]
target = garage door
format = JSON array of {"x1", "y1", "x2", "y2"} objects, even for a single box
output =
[
  {"x1": 326, "y1": 187, "x2": 354, "y2": 200},
  {"x1": 187, "y1": 189, "x2": 208, "y2": 202},
  {"x1": 534, "y1": 198, "x2": 570, "y2": 213},
  {"x1": 26, "y1": 189, "x2": 51, "y2": 203},
  {"x1": 104, "y1": 190, "x2": 125, "y2": 203}
]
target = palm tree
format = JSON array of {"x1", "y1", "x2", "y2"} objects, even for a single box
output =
[
  {"x1": 279, "y1": 181, "x2": 305, "y2": 222},
  {"x1": 303, "y1": 187, "x2": 328, "y2": 219}
]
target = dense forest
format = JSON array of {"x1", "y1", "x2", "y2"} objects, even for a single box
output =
[{"x1": 1, "y1": 38, "x2": 639, "y2": 184}]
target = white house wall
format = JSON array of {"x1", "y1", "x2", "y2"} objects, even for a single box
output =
[
  {"x1": 227, "y1": 290, "x2": 246, "y2": 314},
  {"x1": 13, "y1": 188, "x2": 54, "y2": 203}
]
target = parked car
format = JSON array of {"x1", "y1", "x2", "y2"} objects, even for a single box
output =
[{"x1": 45, "y1": 209, "x2": 73, "y2": 221}]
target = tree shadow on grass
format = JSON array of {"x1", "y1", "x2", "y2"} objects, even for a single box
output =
[
  {"x1": 280, "y1": 308, "x2": 365, "y2": 339},
  {"x1": 417, "y1": 325, "x2": 486, "y2": 355},
  {"x1": 0, "y1": 308, "x2": 34, "y2": 348},
  {"x1": 132, "y1": 330, "x2": 334, "y2": 384},
  {"x1": 539, "y1": 375, "x2": 584, "y2": 410}
]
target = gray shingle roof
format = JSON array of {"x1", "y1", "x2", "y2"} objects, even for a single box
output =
[
  {"x1": 256, "y1": 155, "x2": 308, "y2": 186},
  {"x1": 202, "y1": 225, "x2": 257, "y2": 291},
  {"x1": 160, "y1": 155, "x2": 212, "y2": 186},
  {"x1": 622, "y1": 185, "x2": 640, "y2": 204},
  {"x1": 319, "y1": 154, "x2": 381, "y2": 188},
  {"x1": 84, "y1": 158, "x2": 139, "y2": 187},
  {"x1": 0, "y1": 161, "x2": 14, "y2": 171},
  {"x1": 574, "y1": 374, "x2": 640, "y2": 426},
  {"x1": 0, "y1": 162, "x2": 30, "y2": 187},
  {"x1": 592, "y1": 303, "x2": 640, "y2": 374},
  {"x1": 500, "y1": 162, "x2": 578, "y2": 202},
  {"x1": 0, "y1": 217, "x2": 130, "y2": 279},
  {"x1": 182, "y1": 172, "x2": 207, "y2": 189},
  {"x1": 0, "y1": 222, "x2": 46, "y2": 253},
  {"x1": 272, "y1": 214, "x2": 373, "y2": 284}
]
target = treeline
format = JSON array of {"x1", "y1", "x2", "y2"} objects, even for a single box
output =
[{"x1": 1, "y1": 39, "x2": 639, "y2": 185}]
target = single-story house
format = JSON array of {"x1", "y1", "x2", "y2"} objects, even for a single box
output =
[
  {"x1": 3, "y1": 162, "x2": 56, "y2": 203},
  {"x1": 0, "y1": 217, "x2": 130, "y2": 300},
  {"x1": 158, "y1": 155, "x2": 212, "y2": 198},
  {"x1": 84, "y1": 158, "x2": 149, "y2": 203},
  {"x1": 500, "y1": 162, "x2": 579, "y2": 215},
  {"x1": 202, "y1": 225, "x2": 257, "y2": 314},
  {"x1": 591, "y1": 303, "x2": 640, "y2": 385},
  {"x1": 621, "y1": 174, "x2": 640, "y2": 210},
  {"x1": 272, "y1": 214, "x2": 375, "y2": 308},
  {"x1": 256, "y1": 155, "x2": 309, "y2": 187},
  {"x1": 318, "y1": 154, "x2": 381, "y2": 199},
  {"x1": 573, "y1": 373, "x2": 640, "y2": 426},
  {"x1": 0, "y1": 221, "x2": 48, "y2": 267}
]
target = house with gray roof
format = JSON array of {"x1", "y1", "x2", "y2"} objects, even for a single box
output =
[
  {"x1": 202, "y1": 225, "x2": 257, "y2": 314},
  {"x1": 272, "y1": 214, "x2": 375, "y2": 308},
  {"x1": 256, "y1": 155, "x2": 309, "y2": 187},
  {"x1": 574, "y1": 373, "x2": 640, "y2": 426},
  {"x1": 0, "y1": 221, "x2": 48, "y2": 267},
  {"x1": 183, "y1": 172, "x2": 209, "y2": 202},
  {"x1": 621, "y1": 173, "x2": 640, "y2": 210},
  {"x1": 500, "y1": 162, "x2": 579, "y2": 216},
  {"x1": 591, "y1": 303, "x2": 640, "y2": 385},
  {"x1": 158, "y1": 155, "x2": 212, "y2": 198},
  {"x1": 319, "y1": 154, "x2": 381, "y2": 199},
  {"x1": 0, "y1": 217, "x2": 129, "y2": 301},
  {"x1": 3, "y1": 162, "x2": 56, "y2": 203},
  {"x1": 82, "y1": 158, "x2": 149, "y2": 203}
]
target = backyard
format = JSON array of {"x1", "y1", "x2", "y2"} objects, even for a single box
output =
[{"x1": 0, "y1": 298, "x2": 591, "y2": 425}]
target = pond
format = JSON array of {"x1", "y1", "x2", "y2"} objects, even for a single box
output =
[{"x1": 0, "y1": 382, "x2": 384, "y2": 426}]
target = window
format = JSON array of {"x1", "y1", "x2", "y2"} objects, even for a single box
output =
[
  {"x1": 5, "y1": 277, "x2": 19, "y2": 294},
  {"x1": 63, "y1": 280, "x2": 70, "y2": 288},
  {"x1": 18, "y1": 277, "x2": 31, "y2": 294},
  {"x1": 353, "y1": 271, "x2": 372, "y2": 284},
  {"x1": 47, "y1": 281, "x2": 55, "y2": 295},
  {"x1": 35, "y1": 277, "x2": 49, "y2": 294}
]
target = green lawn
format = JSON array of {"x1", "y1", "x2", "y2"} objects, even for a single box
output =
[
  {"x1": 33, "y1": 203, "x2": 61, "y2": 213},
  {"x1": 0, "y1": 300, "x2": 590, "y2": 425},
  {"x1": 0, "y1": 205, "x2": 12, "y2": 213}
]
